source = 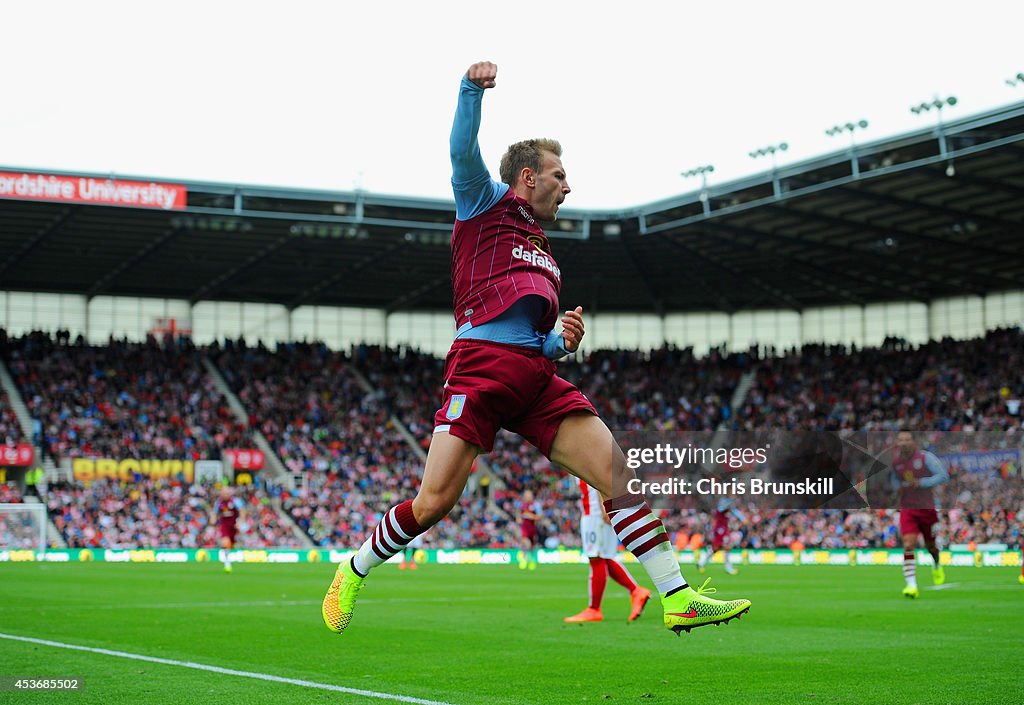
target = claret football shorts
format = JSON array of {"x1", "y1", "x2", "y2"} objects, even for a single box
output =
[
  {"x1": 433, "y1": 339, "x2": 596, "y2": 457},
  {"x1": 899, "y1": 508, "x2": 939, "y2": 541}
]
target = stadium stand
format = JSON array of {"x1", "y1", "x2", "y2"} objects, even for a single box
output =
[
  {"x1": 3, "y1": 331, "x2": 254, "y2": 463},
  {"x1": 45, "y1": 477, "x2": 296, "y2": 549},
  {"x1": 0, "y1": 482, "x2": 23, "y2": 504},
  {"x1": 666, "y1": 462, "x2": 1023, "y2": 550},
  {"x1": 341, "y1": 334, "x2": 1022, "y2": 551},
  {"x1": 655, "y1": 328, "x2": 1024, "y2": 550},
  {"x1": 348, "y1": 344, "x2": 444, "y2": 442},
  {"x1": 213, "y1": 340, "x2": 430, "y2": 546},
  {"x1": 0, "y1": 391, "x2": 25, "y2": 446},
  {"x1": 0, "y1": 326, "x2": 1020, "y2": 551},
  {"x1": 559, "y1": 346, "x2": 751, "y2": 431},
  {"x1": 739, "y1": 328, "x2": 1023, "y2": 432}
]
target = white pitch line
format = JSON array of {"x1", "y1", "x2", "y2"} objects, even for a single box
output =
[
  {"x1": 925, "y1": 582, "x2": 960, "y2": 590},
  {"x1": 0, "y1": 632, "x2": 457, "y2": 705}
]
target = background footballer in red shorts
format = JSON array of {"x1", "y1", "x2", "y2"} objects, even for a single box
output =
[
  {"x1": 213, "y1": 485, "x2": 245, "y2": 572},
  {"x1": 892, "y1": 431, "x2": 949, "y2": 598},
  {"x1": 697, "y1": 497, "x2": 744, "y2": 575},
  {"x1": 518, "y1": 489, "x2": 541, "y2": 570}
]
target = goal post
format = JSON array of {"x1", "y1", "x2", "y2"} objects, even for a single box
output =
[{"x1": 0, "y1": 503, "x2": 47, "y2": 553}]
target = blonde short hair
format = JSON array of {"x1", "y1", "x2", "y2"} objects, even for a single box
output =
[{"x1": 499, "y1": 138, "x2": 562, "y2": 187}]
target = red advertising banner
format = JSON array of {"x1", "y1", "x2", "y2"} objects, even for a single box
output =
[
  {"x1": 0, "y1": 444, "x2": 34, "y2": 467},
  {"x1": 224, "y1": 449, "x2": 265, "y2": 471},
  {"x1": 0, "y1": 172, "x2": 186, "y2": 210}
]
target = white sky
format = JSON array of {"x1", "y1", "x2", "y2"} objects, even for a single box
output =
[{"x1": 3, "y1": 1, "x2": 1023, "y2": 210}]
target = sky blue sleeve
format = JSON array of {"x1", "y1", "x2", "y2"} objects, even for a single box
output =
[
  {"x1": 920, "y1": 452, "x2": 950, "y2": 488},
  {"x1": 542, "y1": 330, "x2": 570, "y2": 360},
  {"x1": 450, "y1": 76, "x2": 507, "y2": 221}
]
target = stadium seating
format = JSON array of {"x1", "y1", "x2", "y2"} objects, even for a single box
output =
[
  {"x1": 561, "y1": 346, "x2": 751, "y2": 431},
  {"x1": 0, "y1": 327, "x2": 1019, "y2": 550},
  {"x1": 214, "y1": 340, "x2": 428, "y2": 547},
  {"x1": 3, "y1": 331, "x2": 254, "y2": 463},
  {"x1": 0, "y1": 482, "x2": 23, "y2": 504},
  {"x1": 739, "y1": 329, "x2": 1023, "y2": 431},
  {"x1": 45, "y1": 477, "x2": 297, "y2": 549},
  {"x1": 0, "y1": 391, "x2": 25, "y2": 446},
  {"x1": 658, "y1": 329, "x2": 1024, "y2": 548}
]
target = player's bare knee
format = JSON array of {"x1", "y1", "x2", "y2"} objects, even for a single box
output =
[{"x1": 412, "y1": 492, "x2": 457, "y2": 528}]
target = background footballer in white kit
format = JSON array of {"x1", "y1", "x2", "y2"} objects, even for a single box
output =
[{"x1": 565, "y1": 479, "x2": 652, "y2": 623}]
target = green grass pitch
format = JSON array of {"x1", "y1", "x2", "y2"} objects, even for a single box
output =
[{"x1": 0, "y1": 562, "x2": 1020, "y2": 704}]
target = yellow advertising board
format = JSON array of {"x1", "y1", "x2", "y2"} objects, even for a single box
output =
[{"x1": 72, "y1": 458, "x2": 195, "y2": 483}]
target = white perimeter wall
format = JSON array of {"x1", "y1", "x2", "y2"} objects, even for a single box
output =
[{"x1": 1, "y1": 290, "x2": 1022, "y2": 357}]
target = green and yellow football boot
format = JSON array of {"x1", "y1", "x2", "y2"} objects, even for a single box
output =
[
  {"x1": 662, "y1": 578, "x2": 751, "y2": 635},
  {"x1": 322, "y1": 559, "x2": 365, "y2": 634}
]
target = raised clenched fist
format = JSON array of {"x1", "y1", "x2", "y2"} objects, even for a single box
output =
[{"x1": 466, "y1": 61, "x2": 497, "y2": 89}]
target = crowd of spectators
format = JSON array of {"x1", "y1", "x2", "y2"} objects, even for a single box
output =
[
  {"x1": 561, "y1": 346, "x2": 752, "y2": 432},
  {"x1": 0, "y1": 325, "x2": 1020, "y2": 552},
  {"x1": 227, "y1": 335, "x2": 1024, "y2": 551},
  {"x1": 0, "y1": 391, "x2": 25, "y2": 446},
  {"x1": 663, "y1": 465, "x2": 1022, "y2": 551},
  {"x1": 651, "y1": 328, "x2": 1024, "y2": 549},
  {"x1": 0, "y1": 481, "x2": 23, "y2": 504},
  {"x1": 738, "y1": 329, "x2": 1023, "y2": 432},
  {"x1": 45, "y1": 477, "x2": 297, "y2": 549},
  {"x1": 2, "y1": 331, "x2": 253, "y2": 463},
  {"x1": 349, "y1": 343, "x2": 443, "y2": 442},
  {"x1": 214, "y1": 339, "x2": 428, "y2": 547}
]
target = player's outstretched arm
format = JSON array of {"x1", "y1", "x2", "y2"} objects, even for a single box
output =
[
  {"x1": 450, "y1": 62, "x2": 496, "y2": 173},
  {"x1": 450, "y1": 61, "x2": 505, "y2": 220}
]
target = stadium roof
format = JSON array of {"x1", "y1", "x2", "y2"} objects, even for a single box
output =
[{"x1": 2, "y1": 100, "x2": 1023, "y2": 314}]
